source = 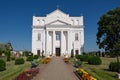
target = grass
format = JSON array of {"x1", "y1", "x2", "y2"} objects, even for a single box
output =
[
  {"x1": 82, "y1": 57, "x2": 120, "y2": 80},
  {"x1": 0, "y1": 60, "x2": 31, "y2": 80}
]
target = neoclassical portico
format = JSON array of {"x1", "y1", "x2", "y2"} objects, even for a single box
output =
[{"x1": 32, "y1": 9, "x2": 84, "y2": 56}]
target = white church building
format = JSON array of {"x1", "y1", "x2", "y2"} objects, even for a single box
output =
[{"x1": 32, "y1": 9, "x2": 84, "y2": 56}]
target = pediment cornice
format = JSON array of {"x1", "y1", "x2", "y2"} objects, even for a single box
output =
[{"x1": 46, "y1": 19, "x2": 71, "y2": 25}]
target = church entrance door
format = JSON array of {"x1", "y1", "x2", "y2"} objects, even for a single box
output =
[{"x1": 56, "y1": 48, "x2": 61, "y2": 56}]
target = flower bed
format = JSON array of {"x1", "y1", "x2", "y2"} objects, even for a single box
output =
[
  {"x1": 75, "y1": 68, "x2": 97, "y2": 80},
  {"x1": 64, "y1": 58, "x2": 70, "y2": 63},
  {"x1": 14, "y1": 68, "x2": 39, "y2": 80},
  {"x1": 42, "y1": 57, "x2": 51, "y2": 64}
]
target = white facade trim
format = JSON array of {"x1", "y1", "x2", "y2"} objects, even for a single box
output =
[{"x1": 32, "y1": 9, "x2": 84, "y2": 56}]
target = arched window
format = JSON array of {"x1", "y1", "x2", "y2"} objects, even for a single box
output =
[
  {"x1": 38, "y1": 33, "x2": 41, "y2": 41},
  {"x1": 75, "y1": 33, "x2": 79, "y2": 41}
]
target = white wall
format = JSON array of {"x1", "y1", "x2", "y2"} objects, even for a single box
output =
[{"x1": 32, "y1": 9, "x2": 84, "y2": 56}]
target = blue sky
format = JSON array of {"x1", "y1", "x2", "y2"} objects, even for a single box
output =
[{"x1": 0, "y1": 0, "x2": 119, "y2": 52}]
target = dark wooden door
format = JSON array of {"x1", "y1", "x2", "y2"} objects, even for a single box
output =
[
  {"x1": 56, "y1": 48, "x2": 61, "y2": 56},
  {"x1": 75, "y1": 50, "x2": 79, "y2": 55},
  {"x1": 37, "y1": 50, "x2": 40, "y2": 56}
]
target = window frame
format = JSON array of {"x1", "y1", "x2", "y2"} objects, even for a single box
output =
[
  {"x1": 56, "y1": 32, "x2": 60, "y2": 40},
  {"x1": 37, "y1": 33, "x2": 41, "y2": 41},
  {"x1": 75, "y1": 33, "x2": 79, "y2": 41}
]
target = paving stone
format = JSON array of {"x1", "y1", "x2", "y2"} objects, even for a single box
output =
[{"x1": 33, "y1": 57, "x2": 79, "y2": 80}]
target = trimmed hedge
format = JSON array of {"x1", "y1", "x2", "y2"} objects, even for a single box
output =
[
  {"x1": 15, "y1": 58, "x2": 25, "y2": 65},
  {"x1": 75, "y1": 55, "x2": 90, "y2": 61},
  {"x1": 33, "y1": 55, "x2": 39, "y2": 59},
  {"x1": 75, "y1": 54, "x2": 81, "y2": 60},
  {"x1": 109, "y1": 62, "x2": 120, "y2": 72},
  {"x1": 26, "y1": 56, "x2": 33, "y2": 61},
  {"x1": 80, "y1": 55, "x2": 90, "y2": 61},
  {"x1": 88, "y1": 56, "x2": 102, "y2": 65},
  {"x1": 0, "y1": 59, "x2": 6, "y2": 71}
]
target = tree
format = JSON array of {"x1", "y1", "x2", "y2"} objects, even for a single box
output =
[
  {"x1": 97, "y1": 7, "x2": 120, "y2": 72},
  {"x1": 97, "y1": 7, "x2": 120, "y2": 53}
]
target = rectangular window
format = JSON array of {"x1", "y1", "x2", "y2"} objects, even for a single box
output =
[
  {"x1": 56, "y1": 32, "x2": 60, "y2": 40},
  {"x1": 38, "y1": 33, "x2": 41, "y2": 41},
  {"x1": 75, "y1": 33, "x2": 78, "y2": 41}
]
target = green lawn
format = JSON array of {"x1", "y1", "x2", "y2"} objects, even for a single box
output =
[
  {"x1": 82, "y1": 57, "x2": 120, "y2": 80},
  {"x1": 0, "y1": 60, "x2": 31, "y2": 80}
]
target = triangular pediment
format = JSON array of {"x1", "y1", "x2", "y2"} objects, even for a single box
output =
[
  {"x1": 47, "y1": 9, "x2": 69, "y2": 18},
  {"x1": 48, "y1": 20, "x2": 70, "y2": 25}
]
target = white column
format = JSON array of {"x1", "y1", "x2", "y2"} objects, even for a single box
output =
[
  {"x1": 61, "y1": 31, "x2": 63, "y2": 56},
  {"x1": 68, "y1": 30, "x2": 71, "y2": 56},
  {"x1": 45, "y1": 30, "x2": 48, "y2": 56},
  {"x1": 81, "y1": 30, "x2": 84, "y2": 53},
  {"x1": 52, "y1": 31, "x2": 55, "y2": 55}
]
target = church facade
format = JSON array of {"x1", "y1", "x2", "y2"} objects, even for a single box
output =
[{"x1": 32, "y1": 9, "x2": 84, "y2": 56}]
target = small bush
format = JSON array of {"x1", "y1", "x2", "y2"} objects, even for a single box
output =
[
  {"x1": 0, "y1": 59, "x2": 6, "y2": 71},
  {"x1": 109, "y1": 62, "x2": 120, "y2": 72},
  {"x1": 6, "y1": 51, "x2": 11, "y2": 61},
  {"x1": 33, "y1": 55, "x2": 39, "y2": 59},
  {"x1": 71, "y1": 49, "x2": 74, "y2": 58},
  {"x1": 11, "y1": 57, "x2": 15, "y2": 60},
  {"x1": 75, "y1": 54, "x2": 81, "y2": 59},
  {"x1": 88, "y1": 56, "x2": 102, "y2": 65},
  {"x1": 15, "y1": 58, "x2": 25, "y2": 65},
  {"x1": 79, "y1": 55, "x2": 90, "y2": 61},
  {"x1": 26, "y1": 56, "x2": 33, "y2": 61},
  {"x1": 75, "y1": 55, "x2": 90, "y2": 62},
  {"x1": 74, "y1": 60, "x2": 82, "y2": 68}
]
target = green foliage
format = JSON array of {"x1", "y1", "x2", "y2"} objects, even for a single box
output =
[
  {"x1": 23, "y1": 51, "x2": 33, "y2": 56},
  {"x1": 26, "y1": 56, "x2": 34, "y2": 61},
  {"x1": 88, "y1": 56, "x2": 102, "y2": 65},
  {"x1": 15, "y1": 58, "x2": 25, "y2": 65},
  {"x1": 80, "y1": 55, "x2": 90, "y2": 61},
  {"x1": 97, "y1": 7, "x2": 120, "y2": 54},
  {"x1": 71, "y1": 49, "x2": 74, "y2": 58},
  {"x1": 33, "y1": 55, "x2": 39, "y2": 59},
  {"x1": 109, "y1": 62, "x2": 120, "y2": 72},
  {"x1": 75, "y1": 54, "x2": 81, "y2": 59},
  {"x1": 0, "y1": 59, "x2": 6, "y2": 71},
  {"x1": 75, "y1": 54, "x2": 90, "y2": 61},
  {"x1": 11, "y1": 57, "x2": 15, "y2": 60},
  {"x1": 6, "y1": 51, "x2": 11, "y2": 61},
  {"x1": 74, "y1": 60, "x2": 82, "y2": 68}
]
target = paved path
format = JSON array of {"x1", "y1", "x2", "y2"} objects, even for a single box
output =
[{"x1": 33, "y1": 57, "x2": 79, "y2": 80}]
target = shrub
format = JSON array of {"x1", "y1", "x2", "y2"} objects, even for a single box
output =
[
  {"x1": 11, "y1": 57, "x2": 15, "y2": 60},
  {"x1": 79, "y1": 55, "x2": 90, "y2": 61},
  {"x1": 26, "y1": 56, "x2": 33, "y2": 61},
  {"x1": 33, "y1": 55, "x2": 39, "y2": 59},
  {"x1": 6, "y1": 51, "x2": 11, "y2": 61},
  {"x1": 75, "y1": 55, "x2": 90, "y2": 62},
  {"x1": 109, "y1": 62, "x2": 120, "y2": 72},
  {"x1": 23, "y1": 51, "x2": 33, "y2": 56},
  {"x1": 74, "y1": 60, "x2": 82, "y2": 68},
  {"x1": 71, "y1": 49, "x2": 74, "y2": 58},
  {"x1": 88, "y1": 56, "x2": 102, "y2": 65},
  {"x1": 75, "y1": 54, "x2": 81, "y2": 59},
  {"x1": 0, "y1": 59, "x2": 6, "y2": 71},
  {"x1": 15, "y1": 58, "x2": 25, "y2": 65}
]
